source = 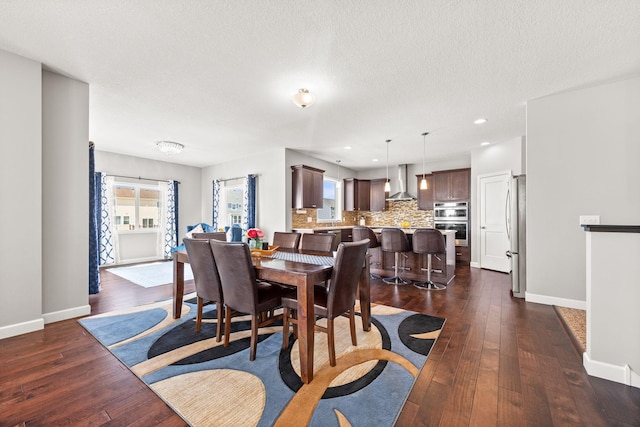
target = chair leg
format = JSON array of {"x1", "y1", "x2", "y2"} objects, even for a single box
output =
[
  {"x1": 250, "y1": 315, "x2": 259, "y2": 361},
  {"x1": 215, "y1": 301, "x2": 223, "y2": 343},
  {"x1": 282, "y1": 307, "x2": 290, "y2": 349},
  {"x1": 224, "y1": 305, "x2": 232, "y2": 347},
  {"x1": 327, "y1": 318, "x2": 336, "y2": 367},
  {"x1": 349, "y1": 309, "x2": 357, "y2": 346},
  {"x1": 196, "y1": 296, "x2": 203, "y2": 332}
]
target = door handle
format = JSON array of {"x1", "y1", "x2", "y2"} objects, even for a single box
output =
[{"x1": 481, "y1": 226, "x2": 486, "y2": 229}]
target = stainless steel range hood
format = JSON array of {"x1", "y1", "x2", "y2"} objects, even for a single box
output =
[{"x1": 386, "y1": 164, "x2": 416, "y2": 200}]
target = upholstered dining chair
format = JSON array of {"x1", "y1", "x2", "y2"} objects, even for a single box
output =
[
  {"x1": 299, "y1": 233, "x2": 335, "y2": 252},
  {"x1": 183, "y1": 238, "x2": 224, "y2": 341},
  {"x1": 209, "y1": 239, "x2": 292, "y2": 361},
  {"x1": 192, "y1": 231, "x2": 226, "y2": 241},
  {"x1": 282, "y1": 239, "x2": 369, "y2": 366},
  {"x1": 272, "y1": 231, "x2": 301, "y2": 249}
]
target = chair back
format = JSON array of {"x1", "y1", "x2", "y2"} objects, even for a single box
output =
[
  {"x1": 299, "y1": 233, "x2": 335, "y2": 252},
  {"x1": 326, "y1": 239, "x2": 369, "y2": 318},
  {"x1": 209, "y1": 240, "x2": 258, "y2": 315},
  {"x1": 381, "y1": 228, "x2": 410, "y2": 252},
  {"x1": 412, "y1": 228, "x2": 446, "y2": 255},
  {"x1": 352, "y1": 226, "x2": 381, "y2": 248},
  {"x1": 183, "y1": 238, "x2": 223, "y2": 304},
  {"x1": 273, "y1": 232, "x2": 301, "y2": 249},
  {"x1": 192, "y1": 232, "x2": 227, "y2": 241}
]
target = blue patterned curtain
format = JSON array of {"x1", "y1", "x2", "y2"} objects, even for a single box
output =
[
  {"x1": 98, "y1": 173, "x2": 115, "y2": 265},
  {"x1": 163, "y1": 180, "x2": 178, "y2": 258},
  {"x1": 245, "y1": 174, "x2": 256, "y2": 229},
  {"x1": 88, "y1": 143, "x2": 100, "y2": 294},
  {"x1": 212, "y1": 179, "x2": 221, "y2": 229}
]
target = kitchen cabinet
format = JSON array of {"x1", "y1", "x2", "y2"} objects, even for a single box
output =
[
  {"x1": 343, "y1": 179, "x2": 371, "y2": 211},
  {"x1": 291, "y1": 164, "x2": 324, "y2": 209},
  {"x1": 416, "y1": 174, "x2": 434, "y2": 210},
  {"x1": 369, "y1": 178, "x2": 388, "y2": 211},
  {"x1": 433, "y1": 168, "x2": 470, "y2": 201}
]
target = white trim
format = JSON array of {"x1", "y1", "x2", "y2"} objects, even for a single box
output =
[
  {"x1": 525, "y1": 292, "x2": 586, "y2": 310},
  {"x1": 42, "y1": 305, "x2": 91, "y2": 324},
  {"x1": 0, "y1": 318, "x2": 44, "y2": 340},
  {"x1": 583, "y1": 353, "x2": 640, "y2": 389},
  {"x1": 470, "y1": 261, "x2": 481, "y2": 268}
]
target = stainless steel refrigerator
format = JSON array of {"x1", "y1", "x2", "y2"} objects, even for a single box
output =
[{"x1": 506, "y1": 175, "x2": 526, "y2": 298}]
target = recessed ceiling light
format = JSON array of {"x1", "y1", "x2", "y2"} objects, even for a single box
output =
[
  {"x1": 481, "y1": 141, "x2": 490, "y2": 146},
  {"x1": 474, "y1": 118, "x2": 488, "y2": 124},
  {"x1": 344, "y1": 146, "x2": 352, "y2": 150},
  {"x1": 372, "y1": 158, "x2": 379, "y2": 162}
]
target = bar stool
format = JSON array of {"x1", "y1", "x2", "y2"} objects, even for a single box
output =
[
  {"x1": 353, "y1": 226, "x2": 382, "y2": 279},
  {"x1": 412, "y1": 228, "x2": 447, "y2": 290},
  {"x1": 381, "y1": 228, "x2": 412, "y2": 285}
]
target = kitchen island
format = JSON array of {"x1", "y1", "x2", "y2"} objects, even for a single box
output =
[{"x1": 369, "y1": 228, "x2": 456, "y2": 285}]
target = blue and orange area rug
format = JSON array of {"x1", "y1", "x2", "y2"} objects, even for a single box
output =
[{"x1": 79, "y1": 295, "x2": 445, "y2": 427}]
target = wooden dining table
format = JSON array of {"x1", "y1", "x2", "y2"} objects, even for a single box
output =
[{"x1": 172, "y1": 248, "x2": 371, "y2": 384}]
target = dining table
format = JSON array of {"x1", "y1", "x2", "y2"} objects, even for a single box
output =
[{"x1": 172, "y1": 247, "x2": 371, "y2": 384}]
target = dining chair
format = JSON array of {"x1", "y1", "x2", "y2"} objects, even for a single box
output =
[
  {"x1": 183, "y1": 238, "x2": 224, "y2": 341},
  {"x1": 299, "y1": 233, "x2": 335, "y2": 252},
  {"x1": 191, "y1": 231, "x2": 226, "y2": 241},
  {"x1": 282, "y1": 238, "x2": 369, "y2": 366},
  {"x1": 209, "y1": 239, "x2": 293, "y2": 361},
  {"x1": 272, "y1": 231, "x2": 301, "y2": 249}
]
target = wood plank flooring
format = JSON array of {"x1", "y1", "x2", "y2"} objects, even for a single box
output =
[{"x1": 1, "y1": 265, "x2": 638, "y2": 426}]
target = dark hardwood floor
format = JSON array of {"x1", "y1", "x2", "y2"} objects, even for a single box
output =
[{"x1": 1, "y1": 265, "x2": 638, "y2": 426}]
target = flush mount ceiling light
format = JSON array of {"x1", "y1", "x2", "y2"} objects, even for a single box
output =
[
  {"x1": 292, "y1": 88, "x2": 316, "y2": 108},
  {"x1": 384, "y1": 139, "x2": 391, "y2": 192},
  {"x1": 420, "y1": 132, "x2": 429, "y2": 190},
  {"x1": 156, "y1": 140, "x2": 184, "y2": 155}
]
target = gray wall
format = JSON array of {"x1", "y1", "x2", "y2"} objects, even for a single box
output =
[
  {"x1": 42, "y1": 70, "x2": 90, "y2": 322},
  {"x1": 0, "y1": 49, "x2": 91, "y2": 338},
  {"x1": 0, "y1": 50, "x2": 43, "y2": 337},
  {"x1": 527, "y1": 75, "x2": 640, "y2": 307}
]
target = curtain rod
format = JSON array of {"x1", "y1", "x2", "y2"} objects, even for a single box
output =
[
  {"x1": 106, "y1": 174, "x2": 181, "y2": 184},
  {"x1": 219, "y1": 175, "x2": 250, "y2": 182}
]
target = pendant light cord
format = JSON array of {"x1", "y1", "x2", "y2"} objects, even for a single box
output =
[{"x1": 422, "y1": 132, "x2": 428, "y2": 179}]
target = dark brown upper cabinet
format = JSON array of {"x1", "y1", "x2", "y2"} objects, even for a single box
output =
[
  {"x1": 416, "y1": 174, "x2": 434, "y2": 210},
  {"x1": 343, "y1": 178, "x2": 371, "y2": 211},
  {"x1": 369, "y1": 178, "x2": 388, "y2": 211},
  {"x1": 433, "y1": 168, "x2": 470, "y2": 201},
  {"x1": 291, "y1": 164, "x2": 324, "y2": 208}
]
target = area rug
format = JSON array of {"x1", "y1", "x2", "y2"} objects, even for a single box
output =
[
  {"x1": 107, "y1": 261, "x2": 193, "y2": 288},
  {"x1": 556, "y1": 306, "x2": 586, "y2": 351},
  {"x1": 79, "y1": 295, "x2": 445, "y2": 426}
]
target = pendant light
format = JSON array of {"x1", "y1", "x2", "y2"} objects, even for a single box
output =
[
  {"x1": 420, "y1": 132, "x2": 429, "y2": 190},
  {"x1": 384, "y1": 139, "x2": 391, "y2": 192}
]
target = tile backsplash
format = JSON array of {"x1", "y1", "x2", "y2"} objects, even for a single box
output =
[{"x1": 292, "y1": 200, "x2": 433, "y2": 229}]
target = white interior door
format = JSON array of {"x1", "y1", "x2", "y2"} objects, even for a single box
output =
[{"x1": 479, "y1": 172, "x2": 510, "y2": 272}]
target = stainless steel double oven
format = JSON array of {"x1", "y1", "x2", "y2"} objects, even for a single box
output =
[{"x1": 434, "y1": 201, "x2": 468, "y2": 246}]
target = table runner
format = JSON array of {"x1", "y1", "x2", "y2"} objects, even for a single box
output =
[{"x1": 271, "y1": 251, "x2": 335, "y2": 266}]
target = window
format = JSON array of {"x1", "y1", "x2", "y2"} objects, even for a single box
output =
[
  {"x1": 218, "y1": 179, "x2": 245, "y2": 229},
  {"x1": 317, "y1": 177, "x2": 342, "y2": 222},
  {"x1": 113, "y1": 183, "x2": 161, "y2": 231}
]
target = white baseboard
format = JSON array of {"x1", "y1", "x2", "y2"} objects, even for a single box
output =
[
  {"x1": 583, "y1": 353, "x2": 640, "y2": 389},
  {"x1": 470, "y1": 262, "x2": 480, "y2": 268},
  {"x1": 525, "y1": 292, "x2": 586, "y2": 310},
  {"x1": 43, "y1": 304, "x2": 91, "y2": 324},
  {"x1": 0, "y1": 318, "x2": 44, "y2": 340}
]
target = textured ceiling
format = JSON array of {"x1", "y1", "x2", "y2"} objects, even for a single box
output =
[{"x1": 1, "y1": 1, "x2": 639, "y2": 169}]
